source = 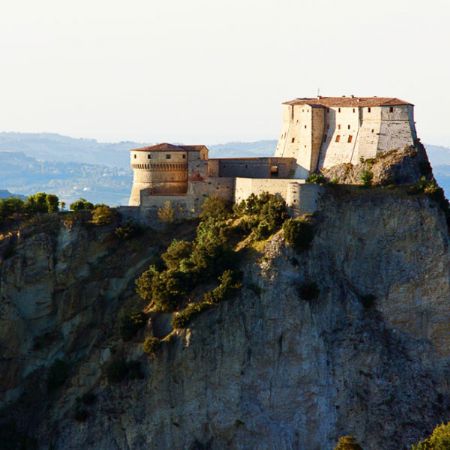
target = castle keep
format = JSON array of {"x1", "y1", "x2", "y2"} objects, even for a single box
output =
[
  {"x1": 128, "y1": 96, "x2": 418, "y2": 220},
  {"x1": 276, "y1": 96, "x2": 417, "y2": 177}
]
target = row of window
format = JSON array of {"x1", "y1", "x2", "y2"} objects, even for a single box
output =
[
  {"x1": 133, "y1": 154, "x2": 186, "y2": 160},
  {"x1": 333, "y1": 106, "x2": 394, "y2": 113},
  {"x1": 335, "y1": 135, "x2": 353, "y2": 143}
]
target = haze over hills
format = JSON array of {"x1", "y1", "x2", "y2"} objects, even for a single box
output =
[{"x1": 0, "y1": 133, "x2": 449, "y2": 205}]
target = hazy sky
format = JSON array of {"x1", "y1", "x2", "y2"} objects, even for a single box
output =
[{"x1": 1, "y1": 0, "x2": 449, "y2": 145}]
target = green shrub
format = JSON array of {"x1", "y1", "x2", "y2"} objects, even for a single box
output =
[
  {"x1": 306, "y1": 172, "x2": 327, "y2": 184},
  {"x1": 203, "y1": 269, "x2": 242, "y2": 304},
  {"x1": 47, "y1": 359, "x2": 69, "y2": 391},
  {"x1": 200, "y1": 196, "x2": 232, "y2": 221},
  {"x1": 172, "y1": 300, "x2": 212, "y2": 329},
  {"x1": 119, "y1": 310, "x2": 147, "y2": 341},
  {"x1": 143, "y1": 336, "x2": 161, "y2": 357},
  {"x1": 283, "y1": 217, "x2": 315, "y2": 252},
  {"x1": 412, "y1": 422, "x2": 450, "y2": 449},
  {"x1": 136, "y1": 265, "x2": 159, "y2": 303},
  {"x1": 360, "y1": 170, "x2": 373, "y2": 187},
  {"x1": 157, "y1": 201, "x2": 175, "y2": 223},
  {"x1": 0, "y1": 197, "x2": 25, "y2": 223},
  {"x1": 173, "y1": 270, "x2": 242, "y2": 328},
  {"x1": 298, "y1": 282, "x2": 319, "y2": 301},
  {"x1": 46, "y1": 194, "x2": 59, "y2": 213},
  {"x1": 114, "y1": 221, "x2": 142, "y2": 240},
  {"x1": 91, "y1": 205, "x2": 116, "y2": 225},
  {"x1": 162, "y1": 239, "x2": 193, "y2": 270},
  {"x1": 334, "y1": 435, "x2": 363, "y2": 450},
  {"x1": 70, "y1": 198, "x2": 94, "y2": 211}
]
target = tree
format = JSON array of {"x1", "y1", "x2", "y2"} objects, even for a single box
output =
[
  {"x1": 46, "y1": 194, "x2": 59, "y2": 213},
  {"x1": 360, "y1": 170, "x2": 373, "y2": 187},
  {"x1": 162, "y1": 239, "x2": 193, "y2": 270},
  {"x1": 412, "y1": 422, "x2": 450, "y2": 449},
  {"x1": 334, "y1": 435, "x2": 363, "y2": 450},
  {"x1": 157, "y1": 201, "x2": 175, "y2": 223},
  {"x1": 143, "y1": 336, "x2": 161, "y2": 357},
  {"x1": 25, "y1": 192, "x2": 48, "y2": 213},
  {"x1": 283, "y1": 217, "x2": 315, "y2": 252},
  {"x1": 70, "y1": 198, "x2": 94, "y2": 211},
  {"x1": 91, "y1": 205, "x2": 116, "y2": 225},
  {"x1": 0, "y1": 198, "x2": 24, "y2": 223},
  {"x1": 200, "y1": 196, "x2": 231, "y2": 221}
]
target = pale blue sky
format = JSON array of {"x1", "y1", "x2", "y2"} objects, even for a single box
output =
[{"x1": 0, "y1": 0, "x2": 449, "y2": 145}]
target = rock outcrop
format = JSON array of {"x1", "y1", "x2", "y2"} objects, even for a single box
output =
[
  {"x1": 322, "y1": 143, "x2": 432, "y2": 186},
  {"x1": 0, "y1": 187, "x2": 449, "y2": 450}
]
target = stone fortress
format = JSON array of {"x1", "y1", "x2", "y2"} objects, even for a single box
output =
[{"x1": 127, "y1": 96, "x2": 417, "y2": 220}]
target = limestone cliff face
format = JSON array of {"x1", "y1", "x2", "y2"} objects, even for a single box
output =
[{"x1": 0, "y1": 189, "x2": 449, "y2": 450}]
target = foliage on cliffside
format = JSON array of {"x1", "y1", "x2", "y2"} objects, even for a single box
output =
[{"x1": 135, "y1": 193, "x2": 312, "y2": 334}]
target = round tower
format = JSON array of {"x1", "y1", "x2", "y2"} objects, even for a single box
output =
[{"x1": 128, "y1": 143, "x2": 189, "y2": 206}]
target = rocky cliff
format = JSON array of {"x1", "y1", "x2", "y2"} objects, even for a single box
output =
[{"x1": 0, "y1": 186, "x2": 449, "y2": 450}]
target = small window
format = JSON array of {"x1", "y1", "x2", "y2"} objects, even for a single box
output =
[
  {"x1": 166, "y1": 154, "x2": 171, "y2": 159},
  {"x1": 338, "y1": 124, "x2": 341, "y2": 130},
  {"x1": 353, "y1": 108, "x2": 356, "y2": 113},
  {"x1": 182, "y1": 154, "x2": 186, "y2": 159},
  {"x1": 371, "y1": 129, "x2": 374, "y2": 133},
  {"x1": 368, "y1": 107, "x2": 371, "y2": 113},
  {"x1": 348, "y1": 124, "x2": 351, "y2": 130},
  {"x1": 335, "y1": 135, "x2": 341, "y2": 142},
  {"x1": 304, "y1": 125, "x2": 307, "y2": 129},
  {"x1": 338, "y1": 108, "x2": 341, "y2": 113},
  {"x1": 133, "y1": 154, "x2": 137, "y2": 159},
  {"x1": 147, "y1": 154, "x2": 151, "y2": 159},
  {"x1": 348, "y1": 135, "x2": 353, "y2": 143},
  {"x1": 389, "y1": 107, "x2": 394, "y2": 113},
  {"x1": 291, "y1": 138, "x2": 295, "y2": 143}
]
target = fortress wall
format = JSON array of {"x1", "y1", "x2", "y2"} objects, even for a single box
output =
[
  {"x1": 212, "y1": 158, "x2": 295, "y2": 179},
  {"x1": 207, "y1": 159, "x2": 220, "y2": 177},
  {"x1": 234, "y1": 178, "x2": 305, "y2": 204},
  {"x1": 377, "y1": 105, "x2": 415, "y2": 152},
  {"x1": 189, "y1": 177, "x2": 235, "y2": 202},
  {"x1": 137, "y1": 177, "x2": 235, "y2": 221},
  {"x1": 320, "y1": 107, "x2": 361, "y2": 169},
  {"x1": 188, "y1": 159, "x2": 208, "y2": 181},
  {"x1": 275, "y1": 105, "x2": 294, "y2": 158}
]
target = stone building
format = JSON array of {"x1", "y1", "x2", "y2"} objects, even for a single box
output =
[
  {"x1": 126, "y1": 96, "x2": 417, "y2": 220},
  {"x1": 275, "y1": 96, "x2": 417, "y2": 178}
]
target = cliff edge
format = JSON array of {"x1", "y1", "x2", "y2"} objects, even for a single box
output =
[{"x1": 0, "y1": 184, "x2": 449, "y2": 449}]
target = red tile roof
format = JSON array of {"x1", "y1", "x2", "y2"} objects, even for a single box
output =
[
  {"x1": 131, "y1": 143, "x2": 208, "y2": 152},
  {"x1": 283, "y1": 96, "x2": 412, "y2": 107}
]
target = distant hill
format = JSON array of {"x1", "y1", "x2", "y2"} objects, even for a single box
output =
[
  {"x1": 0, "y1": 189, "x2": 26, "y2": 200},
  {"x1": 0, "y1": 133, "x2": 449, "y2": 204}
]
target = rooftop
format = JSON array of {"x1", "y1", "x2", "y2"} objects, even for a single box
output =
[
  {"x1": 283, "y1": 96, "x2": 412, "y2": 108},
  {"x1": 131, "y1": 143, "x2": 208, "y2": 152}
]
